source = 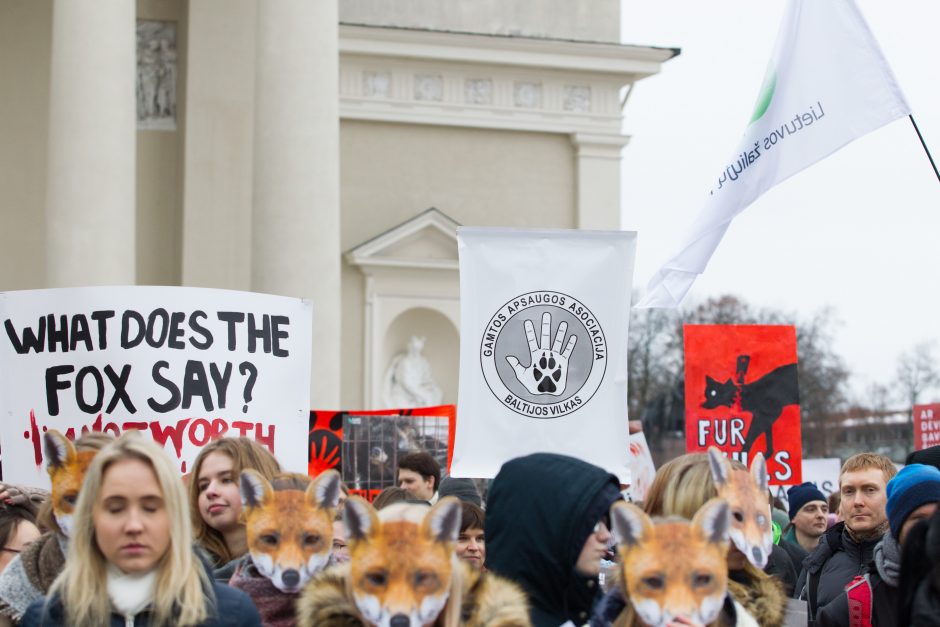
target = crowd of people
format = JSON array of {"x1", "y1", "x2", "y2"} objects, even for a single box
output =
[{"x1": 0, "y1": 431, "x2": 938, "y2": 626}]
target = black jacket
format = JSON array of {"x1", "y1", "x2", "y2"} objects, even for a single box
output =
[
  {"x1": 795, "y1": 522, "x2": 882, "y2": 621},
  {"x1": 765, "y1": 543, "x2": 799, "y2": 597},
  {"x1": 778, "y1": 536, "x2": 809, "y2": 577},
  {"x1": 486, "y1": 453, "x2": 622, "y2": 627},
  {"x1": 21, "y1": 579, "x2": 261, "y2": 627}
]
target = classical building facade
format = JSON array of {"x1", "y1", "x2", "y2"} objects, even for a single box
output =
[{"x1": 0, "y1": 0, "x2": 677, "y2": 409}]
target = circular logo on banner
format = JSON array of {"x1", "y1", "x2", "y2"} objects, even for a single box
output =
[{"x1": 479, "y1": 291, "x2": 607, "y2": 419}]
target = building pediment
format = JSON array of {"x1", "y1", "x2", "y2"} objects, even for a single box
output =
[{"x1": 346, "y1": 207, "x2": 460, "y2": 271}]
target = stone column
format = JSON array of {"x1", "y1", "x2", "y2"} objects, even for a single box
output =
[
  {"x1": 45, "y1": 0, "x2": 136, "y2": 286},
  {"x1": 572, "y1": 132, "x2": 631, "y2": 231},
  {"x1": 252, "y1": 0, "x2": 340, "y2": 407}
]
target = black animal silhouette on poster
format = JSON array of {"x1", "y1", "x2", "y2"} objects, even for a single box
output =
[{"x1": 702, "y1": 355, "x2": 799, "y2": 458}]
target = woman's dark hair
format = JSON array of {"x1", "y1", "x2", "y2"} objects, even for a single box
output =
[
  {"x1": 897, "y1": 509, "x2": 939, "y2": 625},
  {"x1": 372, "y1": 486, "x2": 409, "y2": 510},
  {"x1": 459, "y1": 501, "x2": 485, "y2": 533},
  {"x1": 0, "y1": 505, "x2": 38, "y2": 553}
]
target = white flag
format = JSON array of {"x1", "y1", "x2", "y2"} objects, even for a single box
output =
[
  {"x1": 452, "y1": 228, "x2": 636, "y2": 480},
  {"x1": 637, "y1": 0, "x2": 910, "y2": 308}
]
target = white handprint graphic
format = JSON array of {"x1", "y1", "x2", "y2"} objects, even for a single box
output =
[{"x1": 505, "y1": 312, "x2": 577, "y2": 396}]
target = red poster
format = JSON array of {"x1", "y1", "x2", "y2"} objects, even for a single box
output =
[
  {"x1": 308, "y1": 405, "x2": 456, "y2": 502},
  {"x1": 684, "y1": 325, "x2": 801, "y2": 485},
  {"x1": 913, "y1": 403, "x2": 940, "y2": 451}
]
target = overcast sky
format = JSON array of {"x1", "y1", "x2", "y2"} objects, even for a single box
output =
[{"x1": 619, "y1": 0, "x2": 940, "y2": 403}]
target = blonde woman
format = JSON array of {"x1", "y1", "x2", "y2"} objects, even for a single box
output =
[
  {"x1": 188, "y1": 438, "x2": 280, "y2": 580},
  {"x1": 21, "y1": 431, "x2": 261, "y2": 627}
]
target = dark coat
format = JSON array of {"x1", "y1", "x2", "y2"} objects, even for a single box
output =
[
  {"x1": 765, "y1": 543, "x2": 799, "y2": 597},
  {"x1": 20, "y1": 580, "x2": 261, "y2": 627},
  {"x1": 795, "y1": 522, "x2": 882, "y2": 621},
  {"x1": 778, "y1": 532, "x2": 810, "y2": 577},
  {"x1": 485, "y1": 453, "x2": 623, "y2": 627}
]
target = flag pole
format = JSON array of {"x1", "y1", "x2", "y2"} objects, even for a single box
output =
[{"x1": 909, "y1": 115, "x2": 940, "y2": 185}]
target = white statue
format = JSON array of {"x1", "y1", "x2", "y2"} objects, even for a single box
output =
[{"x1": 383, "y1": 336, "x2": 443, "y2": 408}]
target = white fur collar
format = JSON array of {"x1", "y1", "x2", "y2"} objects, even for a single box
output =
[{"x1": 106, "y1": 564, "x2": 156, "y2": 619}]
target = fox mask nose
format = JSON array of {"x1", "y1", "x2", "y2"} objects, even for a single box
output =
[
  {"x1": 281, "y1": 569, "x2": 300, "y2": 589},
  {"x1": 390, "y1": 614, "x2": 410, "y2": 627}
]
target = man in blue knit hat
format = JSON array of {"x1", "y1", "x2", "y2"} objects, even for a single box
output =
[{"x1": 785, "y1": 482, "x2": 830, "y2": 553}]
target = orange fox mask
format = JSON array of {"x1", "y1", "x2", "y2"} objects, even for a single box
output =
[
  {"x1": 44, "y1": 429, "x2": 97, "y2": 538},
  {"x1": 343, "y1": 496, "x2": 462, "y2": 627},
  {"x1": 612, "y1": 499, "x2": 731, "y2": 627},
  {"x1": 240, "y1": 469, "x2": 341, "y2": 593},
  {"x1": 706, "y1": 446, "x2": 773, "y2": 568}
]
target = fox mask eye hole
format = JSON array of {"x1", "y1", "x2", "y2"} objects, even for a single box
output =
[
  {"x1": 413, "y1": 571, "x2": 438, "y2": 587},
  {"x1": 365, "y1": 571, "x2": 388, "y2": 587},
  {"x1": 732, "y1": 510, "x2": 745, "y2": 523},
  {"x1": 62, "y1": 494, "x2": 78, "y2": 507},
  {"x1": 756, "y1": 514, "x2": 767, "y2": 526},
  {"x1": 640, "y1": 576, "x2": 665, "y2": 590},
  {"x1": 693, "y1": 573, "x2": 714, "y2": 588},
  {"x1": 302, "y1": 533, "x2": 321, "y2": 546},
  {"x1": 259, "y1": 534, "x2": 279, "y2": 547}
]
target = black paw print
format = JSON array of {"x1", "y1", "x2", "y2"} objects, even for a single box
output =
[{"x1": 533, "y1": 351, "x2": 562, "y2": 393}]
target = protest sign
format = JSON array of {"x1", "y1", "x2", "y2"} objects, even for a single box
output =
[
  {"x1": 913, "y1": 403, "x2": 940, "y2": 451},
  {"x1": 0, "y1": 286, "x2": 312, "y2": 486},
  {"x1": 625, "y1": 431, "x2": 656, "y2": 502},
  {"x1": 308, "y1": 405, "x2": 456, "y2": 502},
  {"x1": 774, "y1": 457, "x2": 841, "y2": 511},
  {"x1": 684, "y1": 324, "x2": 801, "y2": 484},
  {"x1": 453, "y1": 228, "x2": 636, "y2": 480}
]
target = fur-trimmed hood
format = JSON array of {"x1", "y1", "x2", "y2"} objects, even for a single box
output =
[
  {"x1": 296, "y1": 561, "x2": 531, "y2": 627},
  {"x1": 727, "y1": 568, "x2": 787, "y2": 627}
]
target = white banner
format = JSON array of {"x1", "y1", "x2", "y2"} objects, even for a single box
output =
[
  {"x1": 452, "y1": 228, "x2": 636, "y2": 480},
  {"x1": 0, "y1": 287, "x2": 312, "y2": 486},
  {"x1": 773, "y1": 457, "x2": 841, "y2": 510},
  {"x1": 638, "y1": 0, "x2": 910, "y2": 308}
]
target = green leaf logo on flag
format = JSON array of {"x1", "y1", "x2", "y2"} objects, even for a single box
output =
[{"x1": 749, "y1": 69, "x2": 776, "y2": 124}]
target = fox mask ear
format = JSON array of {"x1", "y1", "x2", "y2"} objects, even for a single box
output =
[
  {"x1": 611, "y1": 502, "x2": 652, "y2": 547},
  {"x1": 44, "y1": 430, "x2": 76, "y2": 475},
  {"x1": 240, "y1": 469, "x2": 273, "y2": 509},
  {"x1": 308, "y1": 469, "x2": 342, "y2": 509},
  {"x1": 750, "y1": 452, "x2": 769, "y2": 493},
  {"x1": 344, "y1": 496, "x2": 379, "y2": 542},
  {"x1": 694, "y1": 498, "x2": 731, "y2": 545},
  {"x1": 422, "y1": 496, "x2": 461, "y2": 545},
  {"x1": 707, "y1": 447, "x2": 731, "y2": 488}
]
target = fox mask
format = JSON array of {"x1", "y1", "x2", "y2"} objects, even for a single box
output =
[
  {"x1": 240, "y1": 469, "x2": 342, "y2": 593},
  {"x1": 343, "y1": 496, "x2": 462, "y2": 627},
  {"x1": 707, "y1": 446, "x2": 773, "y2": 568},
  {"x1": 44, "y1": 429, "x2": 97, "y2": 537},
  {"x1": 612, "y1": 499, "x2": 731, "y2": 627}
]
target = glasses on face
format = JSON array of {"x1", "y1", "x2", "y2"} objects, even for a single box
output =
[{"x1": 593, "y1": 514, "x2": 612, "y2": 536}]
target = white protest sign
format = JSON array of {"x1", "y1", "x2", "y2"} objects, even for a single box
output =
[
  {"x1": 773, "y1": 457, "x2": 841, "y2": 510},
  {"x1": 452, "y1": 228, "x2": 636, "y2": 480},
  {"x1": 0, "y1": 287, "x2": 312, "y2": 486}
]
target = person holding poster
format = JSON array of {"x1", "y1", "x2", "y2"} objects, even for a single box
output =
[{"x1": 20, "y1": 433, "x2": 261, "y2": 627}]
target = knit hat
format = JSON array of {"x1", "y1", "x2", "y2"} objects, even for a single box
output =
[
  {"x1": 906, "y1": 445, "x2": 940, "y2": 471},
  {"x1": 437, "y1": 477, "x2": 482, "y2": 507},
  {"x1": 787, "y1": 482, "x2": 827, "y2": 521},
  {"x1": 887, "y1": 463, "x2": 940, "y2": 540}
]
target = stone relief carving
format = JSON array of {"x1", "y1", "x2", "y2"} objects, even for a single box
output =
[
  {"x1": 414, "y1": 74, "x2": 444, "y2": 101},
  {"x1": 564, "y1": 85, "x2": 592, "y2": 112},
  {"x1": 136, "y1": 20, "x2": 177, "y2": 131},
  {"x1": 383, "y1": 336, "x2": 443, "y2": 408},
  {"x1": 464, "y1": 79, "x2": 493, "y2": 105},
  {"x1": 363, "y1": 71, "x2": 391, "y2": 98},
  {"x1": 514, "y1": 81, "x2": 543, "y2": 108}
]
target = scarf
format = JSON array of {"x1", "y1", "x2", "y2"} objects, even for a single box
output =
[
  {"x1": 106, "y1": 564, "x2": 156, "y2": 619},
  {"x1": 229, "y1": 558, "x2": 298, "y2": 627},
  {"x1": 845, "y1": 520, "x2": 888, "y2": 544},
  {"x1": 873, "y1": 534, "x2": 901, "y2": 587}
]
